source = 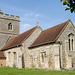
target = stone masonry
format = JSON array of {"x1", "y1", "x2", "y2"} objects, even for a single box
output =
[
  {"x1": 0, "y1": 10, "x2": 75, "y2": 70},
  {"x1": 0, "y1": 9, "x2": 20, "y2": 48}
]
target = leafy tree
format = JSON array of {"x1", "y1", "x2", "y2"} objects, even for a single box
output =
[{"x1": 61, "y1": 0, "x2": 75, "y2": 13}]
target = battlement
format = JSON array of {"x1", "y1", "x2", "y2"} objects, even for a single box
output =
[{"x1": 0, "y1": 10, "x2": 20, "y2": 21}]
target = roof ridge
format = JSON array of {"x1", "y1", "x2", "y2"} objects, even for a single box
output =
[
  {"x1": 9, "y1": 26, "x2": 37, "y2": 40},
  {"x1": 43, "y1": 21, "x2": 67, "y2": 32},
  {"x1": 20, "y1": 26, "x2": 37, "y2": 35},
  {"x1": 55, "y1": 19, "x2": 70, "y2": 41},
  {"x1": 20, "y1": 26, "x2": 38, "y2": 44},
  {"x1": 0, "y1": 26, "x2": 38, "y2": 51},
  {"x1": 30, "y1": 20, "x2": 70, "y2": 48}
]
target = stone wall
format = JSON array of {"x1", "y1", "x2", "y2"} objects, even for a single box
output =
[
  {"x1": 0, "y1": 10, "x2": 20, "y2": 48},
  {"x1": 0, "y1": 12, "x2": 20, "y2": 34},
  {"x1": 22, "y1": 26, "x2": 42, "y2": 68},
  {"x1": 57, "y1": 21, "x2": 75, "y2": 69},
  {"x1": 4, "y1": 26, "x2": 42, "y2": 68},
  {"x1": 2, "y1": 19, "x2": 75, "y2": 70},
  {"x1": 0, "y1": 33, "x2": 18, "y2": 48},
  {"x1": 4, "y1": 47, "x2": 22, "y2": 68},
  {"x1": 4, "y1": 25, "x2": 60, "y2": 70},
  {"x1": 28, "y1": 44, "x2": 60, "y2": 70}
]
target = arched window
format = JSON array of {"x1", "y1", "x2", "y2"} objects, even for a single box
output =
[
  {"x1": 68, "y1": 33, "x2": 74, "y2": 51},
  {"x1": 69, "y1": 39, "x2": 70, "y2": 50},
  {"x1": 42, "y1": 53, "x2": 44, "y2": 63},
  {"x1": 13, "y1": 52, "x2": 17, "y2": 60},
  {"x1": 41, "y1": 52, "x2": 46, "y2": 64},
  {"x1": 8, "y1": 23, "x2": 13, "y2": 30},
  {"x1": 72, "y1": 39, "x2": 73, "y2": 50}
]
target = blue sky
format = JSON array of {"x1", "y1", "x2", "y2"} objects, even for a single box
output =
[{"x1": 0, "y1": 0, "x2": 75, "y2": 33}]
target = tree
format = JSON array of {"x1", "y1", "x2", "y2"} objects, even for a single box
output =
[{"x1": 61, "y1": 0, "x2": 75, "y2": 13}]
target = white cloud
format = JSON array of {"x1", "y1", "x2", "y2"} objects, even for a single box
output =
[
  {"x1": 20, "y1": 23, "x2": 33, "y2": 33},
  {"x1": 35, "y1": 14, "x2": 40, "y2": 17},
  {"x1": 22, "y1": 24, "x2": 31, "y2": 27},
  {"x1": 21, "y1": 23, "x2": 32, "y2": 30},
  {"x1": 24, "y1": 12, "x2": 41, "y2": 17},
  {"x1": 20, "y1": 11, "x2": 43, "y2": 33},
  {"x1": 21, "y1": 12, "x2": 38, "y2": 22}
]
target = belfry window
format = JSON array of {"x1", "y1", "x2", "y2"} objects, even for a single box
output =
[
  {"x1": 8, "y1": 23, "x2": 13, "y2": 30},
  {"x1": 68, "y1": 33, "x2": 74, "y2": 51}
]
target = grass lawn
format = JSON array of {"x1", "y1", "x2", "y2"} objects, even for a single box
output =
[{"x1": 0, "y1": 67, "x2": 75, "y2": 75}]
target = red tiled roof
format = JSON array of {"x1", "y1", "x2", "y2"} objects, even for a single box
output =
[
  {"x1": 30, "y1": 20, "x2": 70, "y2": 47},
  {"x1": 0, "y1": 52, "x2": 6, "y2": 59},
  {"x1": 0, "y1": 26, "x2": 37, "y2": 51},
  {"x1": 0, "y1": 19, "x2": 73, "y2": 50}
]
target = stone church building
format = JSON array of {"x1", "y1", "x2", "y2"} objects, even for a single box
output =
[{"x1": 0, "y1": 10, "x2": 75, "y2": 70}]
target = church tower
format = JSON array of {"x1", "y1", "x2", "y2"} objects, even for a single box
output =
[{"x1": 0, "y1": 9, "x2": 20, "y2": 48}]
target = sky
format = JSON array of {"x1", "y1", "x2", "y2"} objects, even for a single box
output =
[{"x1": 0, "y1": 0, "x2": 75, "y2": 33}]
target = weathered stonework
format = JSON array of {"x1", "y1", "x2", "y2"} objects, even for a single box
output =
[
  {"x1": 57, "y1": 21, "x2": 75, "y2": 69},
  {"x1": 4, "y1": 47, "x2": 22, "y2": 68},
  {"x1": 0, "y1": 10, "x2": 20, "y2": 48},
  {"x1": 23, "y1": 26, "x2": 42, "y2": 68},
  {"x1": 0, "y1": 10, "x2": 75, "y2": 71}
]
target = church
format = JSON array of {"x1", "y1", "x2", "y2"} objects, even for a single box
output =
[{"x1": 0, "y1": 10, "x2": 75, "y2": 70}]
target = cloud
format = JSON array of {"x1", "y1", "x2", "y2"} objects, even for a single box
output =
[
  {"x1": 22, "y1": 24, "x2": 31, "y2": 27},
  {"x1": 21, "y1": 12, "x2": 39, "y2": 22},
  {"x1": 20, "y1": 11, "x2": 42, "y2": 32},
  {"x1": 20, "y1": 23, "x2": 33, "y2": 33},
  {"x1": 24, "y1": 12, "x2": 41, "y2": 17},
  {"x1": 35, "y1": 14, "x2": 40, "y2": 17},
  {"x1": 21, "y1": 23, "x2": 32, "y2": 29}
]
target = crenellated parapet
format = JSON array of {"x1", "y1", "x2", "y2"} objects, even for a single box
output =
[{"x1": 0, "y1": 9, "x2": 20, "y2": 21}]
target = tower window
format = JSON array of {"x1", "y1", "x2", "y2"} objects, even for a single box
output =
[{"x1": 8, "y1": 23, "x2": 13, "y2": 30}]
